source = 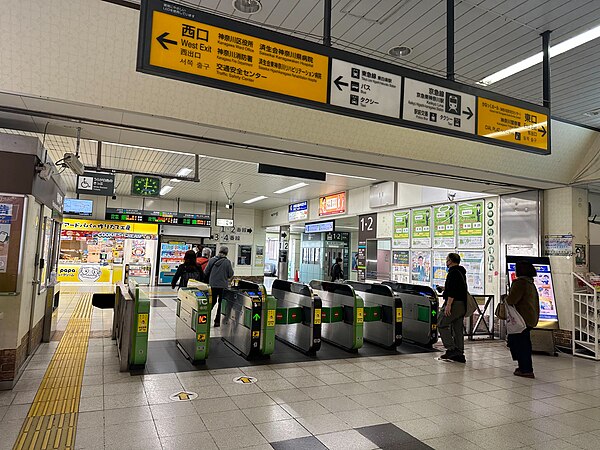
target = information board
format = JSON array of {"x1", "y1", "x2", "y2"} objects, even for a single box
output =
[
  {"x1": 288, "y1": 201, "x2": 308, "y2": 221},
  {"x1": 457, "y1": 200, "x2": 484, "y2": 248},
  {"x1": 392, "y1": 210, "x2": 410, "y2": 248},
  {"x1": 432, "y1": 203, "x2": 456, "y2": 248},
  {"x1": 411, "y1": 207, "x2": 431, "y2": 248},
  {"x1": 410, "y1": 250, "x2": 431, "y2": 286},
  {"x1": 391, "y1": 250, "x2": 410, "y2": 283},
  {"x1": 105, "y1": 208, "x2": 211, "y2": 227},
  {"x1": 431, "y1": 251, "x2": 449, "y2": 289},
  {"x1": 459, "y1": 250, "x2": 485, "y2": 295}
]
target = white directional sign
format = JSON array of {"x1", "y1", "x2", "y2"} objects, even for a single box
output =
[
  {"x1": 329, "y1": 59, "x2": 402, "y2": 118},
  {"x1": 402, "y1": 78, "x2": 476, "y2": 134}
]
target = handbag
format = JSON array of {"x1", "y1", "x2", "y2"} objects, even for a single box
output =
[
  {"x1": 495, "y1": 302, "x2": 506, "y2": 320},
  {"x1": 465, "y1": 293, "x2": 478, "y2": 317},
  {"x1": 505, "y1": 304, "x2": 527, "y2": 334}
]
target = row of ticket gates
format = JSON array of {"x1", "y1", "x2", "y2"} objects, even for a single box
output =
[{"x1": 176, "y1": 279, "x2": 439, "y2": 363}]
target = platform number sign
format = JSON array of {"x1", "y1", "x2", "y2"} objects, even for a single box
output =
[{"x1": 358, "y1": 213, "x2": 377, "y2": 281}]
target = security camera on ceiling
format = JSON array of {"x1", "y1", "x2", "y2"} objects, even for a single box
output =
[
  {"x1": 62, "y1": 152, "x2": 85, "y2": 176},
  {"x1": 36, "y1": 162, "x2": 55, "y2": 181}
]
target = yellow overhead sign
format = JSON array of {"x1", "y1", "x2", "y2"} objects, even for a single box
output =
[
  {"x1": 477, "y1": 97, "x2": 548, "y2": 152},
  {"x1": 149, "y1": 11, "x2": 328, "y2": 103}
]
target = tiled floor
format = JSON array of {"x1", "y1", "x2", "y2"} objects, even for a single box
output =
[{"x1": 3, "y1": 287, "x2": 600, "y2": 449}]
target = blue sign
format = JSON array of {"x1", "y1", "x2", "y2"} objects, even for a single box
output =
[
  {"x1": 288, "y1": 201, "x2": 308, "y2": 221},
  {"x1": 305, "y1": 221, "x2": 334, "y2": 233}
]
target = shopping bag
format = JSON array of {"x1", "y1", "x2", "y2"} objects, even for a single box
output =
[
  {"x1": 505, "y1": 304, "x2": 527, "y2": 334},
  {"x1": 465, "y1": 293, "x2": 478, "y2": 316}
]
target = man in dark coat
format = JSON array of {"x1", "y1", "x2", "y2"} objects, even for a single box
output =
[{"x1": 438, "y1": 253, "x2": 468, "y2": 363}]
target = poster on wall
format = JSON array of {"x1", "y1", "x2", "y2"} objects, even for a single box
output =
[
  {"x1": 432, "y1": 251, "x2": 449, "y2": 289},
  {"x1": 0, "y1": 196, "x2": 25, "y2": 292},
  {"x1": 319, "y1": 192, "x2": 346, "y2": 216},
  {"x1": 392, "y1": 210, "x2": 410, "y2": 248},
  {"x1": 575, "y1": 244, "x2": 586, "y2": 267},
  {"x1": 0, "y1": 202, "x2": 13, "y2": 274},
  {"x1": 544, "y1": 235, "x2": 572, "y2": 256},
  {"x1": 255, "y1": 245, "x2": 264, "y2": 266},
  {"x1": 238, "y1": 245, "x2": 252, "y2": 266},
  {"x1": 411, "y1": 207, "x2": 431, "y2": 248},
  {"x1": 410, "y1": 250, "x2": 431, "y2": 285},
  {"x1": 391, "y1": 250, "x2": 410, "y2": 283},
  {"x1": 457, "y1": 200, "x2": 484, "y2": 248},
  {"x1": 433, "y1": 204, "x2": 456, "y2": 248},
  {"x1": 459, "y1": 250, "x2": 485, "y2": 295}
]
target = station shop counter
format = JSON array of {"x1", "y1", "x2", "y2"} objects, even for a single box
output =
[
  {"x1": 346, "y1": 281, "x2": 402, "y2": 349},
  {"x1": 271, "y1": 279, "x2": 322, "y2": 355},
  {"x1": 382, "y1": 281, "x2": 439, "y2": 347},
  {"x1": 175, "y1": 282, "x2": 212, "y2": 363},
  {"x1": 309, "y1": 280, "x2": 364, "y2": 352}
]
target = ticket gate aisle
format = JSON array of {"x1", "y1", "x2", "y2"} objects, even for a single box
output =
[
  {"x1": 382, "y1": 282, "x2": 439, "y2": 347},
  {"x1": 221, "y1": 280, "x2": 276, "y2": 359},
  {"x1": 175, "y1": 282, "x2": 212, "y2": 364},
  {"x1": 271, "y1": 279, "x2": 322, "y2": 355},
  {"x1": 346, "y1": 281, "x2": 402, "y2": 349},
  {"x1": 309, "y1": 280, "x2": 364, "y2": 352}
]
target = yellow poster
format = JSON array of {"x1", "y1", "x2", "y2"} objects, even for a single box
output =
[
  {"x1": 149, "y1": 11, "x2": 329, "y2": 103},
  {"x1": 137, "y1": 313, "x2": 149, "y2": 333},
  {"x1": 57, "y1": 265, "x2": 112, "y2": 283},
  {"x1": 62, "y1": 219, "x2": 158, "y2": 235},
  {"x1": 477, "y1": 98, "x2": 548, "y2": 152}
]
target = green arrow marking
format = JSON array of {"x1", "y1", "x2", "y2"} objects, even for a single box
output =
[
  {"x1": 432, "y1": 310, "x2": 436, "y2": 316},
  {"x1": 253, "y1": 313, "x2": 260, "y2": 321}
]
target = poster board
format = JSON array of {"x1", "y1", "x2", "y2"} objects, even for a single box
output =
[
  {"x1": 391, "y1": 250, "x2": 410, "y2": 283},
  {"x1": 411, "y1": 207, "x2": 431, "y2": 248},
  {"x1": 432, "y1": 203, "x2": 456, "y2": 248},
  {"x1": 457, "y1": 200, "x2": 484, "y2": 248},
  {"x1": 410, "y1": 250, "x2": 431, "y2": 286}
]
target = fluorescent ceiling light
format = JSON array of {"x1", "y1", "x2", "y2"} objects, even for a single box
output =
[
  {"x1": 243, "y1": 195, "x2": 268, "y2": 204},
  {"x1": 160, "y1": 185, "x2": 173, "y2": 196},
  {"x1": 176, "y1": 167, "x2": 192, "y2": 177},
  {"x1": 274, "y1": 182, "x2": 309, "y2": 194},
  {"x1": 170, "y1": 178, "x2": 181, "y2": 183},
  {"x1": 479, "y1": 23, "x2": 600, "y2": 85},
  {"x1": 106, "y1": 142, "x2": 199, "y2": 157},
  {"x1": 328, "y1": 172, "x2": 377, "y2": 181}
]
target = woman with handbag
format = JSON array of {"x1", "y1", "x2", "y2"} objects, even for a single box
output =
[{"x1": 505, "y1": 261, "x2": 540, "y2": 378}]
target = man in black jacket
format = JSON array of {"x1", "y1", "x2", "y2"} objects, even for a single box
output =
[{"x1": 438, "y1": 253, "x2": 467, "y2": 363}]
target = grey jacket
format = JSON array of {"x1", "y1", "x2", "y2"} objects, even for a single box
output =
[{"x1": 205, "y1": 255, "x2": 234, "y2": 289}]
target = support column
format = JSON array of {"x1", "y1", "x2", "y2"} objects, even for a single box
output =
[
  {"x1": 446, "y1": 0, "x2": 455, "y2": 81},
  {"x1": 323, "y1": 0, "x2": 332, "y2": 47},
  {"x1": 541, "y1": 30, "x2": 551, "y2": 110}
]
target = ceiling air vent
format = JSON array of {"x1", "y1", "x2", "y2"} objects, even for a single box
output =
[
  {"x1": 583, "y1": 108, "x2": 600, "y2": 117},
  {"x1": 341, "y1": 0, "x2": 409, "y2": 25}
]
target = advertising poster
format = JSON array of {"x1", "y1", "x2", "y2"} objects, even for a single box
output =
[
  {"x1": 433, "y1": 203, "x2": 456, "y2": 248},
  {"x1": 432, "y1": 251, "x2": 449, "y2": 290},
  {"x1": 238, "y1": 245, "x2": 252, "y2": 266},
  {"x1": 391, "y1": 250, "x2": 410, "y2": 283},
  {"x1": 319, "y1": 192, "x2": 346, "y2": 216},
  {"x1": 57, "y1": 265, "x2": 112, "y2": 283},
  {"x1": 288, "y1": 202, "x2": 308, "y2": 221},
  {"x1": 351, "y1": 252, "x2": 358, "y2": 271},
  {"x1": 575, "y1": 244, "x2": 587, "y2": 267},
  {"x1": 457, "y1": 200, "x2": 484, "y2": 248},
  {"x1": 392, "y1": 210, "x2": 410, "y2": 248},
  {"x1": 459, "y1": 251, "x2": 485, "y2": 295},
  {"x1": 544, "y1": 235, "x2": 572, "y2": 256},
  {"x1": 410, "y1": 250, "x2": 431, "y2": 285},
  {"x1": 411, "y1": 207, "x2": 431, "y2": 248},
  {"x1": 255, "y1": 245, "x2": 264, "y2": 266},
  {"x1": 0, "y1": 203, "x2": 14, "y2": 274},
  {"x1": 507, "y1": 259, "x2": 558, "y2": 324}
]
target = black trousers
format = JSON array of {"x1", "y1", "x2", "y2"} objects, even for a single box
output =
[
  {"x1": 507, "y1": 327, "x2": 533, "y2": 373},
  {"x1": 211, "y1": 287, "x2": 224, "y2": 325}
]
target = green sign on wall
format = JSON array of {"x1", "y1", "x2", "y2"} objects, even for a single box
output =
[
  {"x1": 392, "y1": 210, "x2": 410, "y2": 248},
  {"x1": 457, "y1": 200, "x2": 484, "y2": 248},
  {"x1": 411, "y1": 207, "x2": 431, "y2": 248},
  {"x1": 433, "y1": 203, "x2": 455, "y2": 248}
]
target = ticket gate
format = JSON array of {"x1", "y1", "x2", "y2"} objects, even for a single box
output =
[
  {"x1": 346, "y1": 281, "x2": 402, "y2": 349},
  {"x1": 309, "y1": 280, "x2": 363, "y2": 352},
  {"x1": 221, "y1": 280, "x2": 276, "y2": 359},
  {"x1": 382, "y1": 282, "x2": 439, "y2": 346},
  {"x1": 175, "y1": 282, "x2": 212, "y2": 364},
  {"x1": 271, "y1": 279, "x2": 322, "y2": 355}
]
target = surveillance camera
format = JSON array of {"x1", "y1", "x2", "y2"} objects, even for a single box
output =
[
  {"x1": 112, "y1": 195, "x2": 117, "y2": 200},
  {"x1": 225, "y1": 203, "x2": 233, "y2": 209},
  {"x1": 62, "y1": 152, "x2": 85, "y2": 176}
]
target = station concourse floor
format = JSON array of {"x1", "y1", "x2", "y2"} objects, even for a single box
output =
[{"x1": 2, "y1": 287, "x2": 600, "y2": 449}]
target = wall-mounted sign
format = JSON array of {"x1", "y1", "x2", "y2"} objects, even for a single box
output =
[
  {"x1": 357, "y1": 213, "x2": 377, "y2": 282},
  {"x1": 433, "y1": 203, "x2": 455, "y2": 248},
  {"x1": 76, "y1": 171, "x2": 115, "y2": 196},
  {"x1": 369, "y1": 182, "x2": 397, "y2": 208},
  {"x1": 319, "y1": 192, "x2": 346, "y2": 216},
  {"x1": 216, "y1": 218, "x2": 234, "y2": 227},
  {"x1": 288, "y1": 201, "x2": 308, "y2": 221},
  {"x1": 411, "y1": 207, "x2": 431, "y2": 248},
  {"x1": 459, "y1": 251, "x2": 485, "y2": 295},
  {"x1": 391, "y1": 250, "x2": 410, "y2": 283},
  {"x1": 105, "y1": 208, "x2": 210, "y2": 227},
  {"x1": 457, "y1": 201, "x2": 484, "y2": 248},
  {"x1": 238, "y1": 245, "x2": 252, "y2": 266},
  {"x1": 544, "y1": 234, "x2": 572, "y2": 256},
  {"x1": 477, "y1": 98, "x2": 548, "y2": 152},
  {"x1": 392, "y1": 210, "x2": 410, "y2": 248},
  {"x1": 329, "y1": 59, "x2": 401, "y2": 118},
  {"x1": 305, "y1": 220, "x2": 334, "y2": 233},
  {"x1": 63, "y1": 198, "x2": 94, "y2": 217},
  {"x1": 410, "y1": 250, "x2": 431, "y2": 285}
]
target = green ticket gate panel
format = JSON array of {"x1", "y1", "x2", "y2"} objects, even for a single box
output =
[
  {"x1": 129, "y1": 280, "x2": 150, "y2": 368},
  {"x1": 309, "y1": 280, "x2": 363, "y2": 352},
  {"x1": 382, "y1": 281, "x2": 439, "y2": 346},
  {"x1": 175, "y1": 282, "x2": 212, "y2": 363},
  {"x1": 347, "y1": 281, "x2": 402, "y2": 349},
  {"x1": 271, "y1": 280, "x2": 322, "y2": 355},
  {"x1": 221, "y1": 280, "x2": 275, "y2": 360}
]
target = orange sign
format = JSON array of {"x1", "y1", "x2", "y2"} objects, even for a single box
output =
[{"x1": 319, "y1": 192, "x2": 346, "y2": 216}]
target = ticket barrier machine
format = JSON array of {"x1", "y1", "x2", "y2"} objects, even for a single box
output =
[
  {"x1": 221, "y1": 280, "x2": 276, "y2": 359},
  {"x1": 346, "y1": 281, "x2": 402, "y2": 349},
  {"x1": 271, "y1": 279, "x2": 322, "y2": 355},
  {"x1": 175, "y1": 282, "x2": 212, "y2": 364},
  {"x1": 309, "y1": 280, "x2": 363, "y2": 352},
  {"x1": 382, "y1": 282, "x2": 439, "y2": 347}
]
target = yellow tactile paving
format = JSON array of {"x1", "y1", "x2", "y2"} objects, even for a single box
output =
[{"x1": 13, "y1": 293, "x2": 93, "y2": 450}]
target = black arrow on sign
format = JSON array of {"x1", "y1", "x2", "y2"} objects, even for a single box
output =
[
  {"x1": 157, "y1": 32, "x2": 178, "y2": 50},
  {"x1": 334, "y1": 75, "x2": 349, "y2": 91},
  {"x1": 540, "y1": 126, "x2": 547, "y2": 137},
  {"x1": 462, "y1": 107, "x2": 473, "y2": 120}
]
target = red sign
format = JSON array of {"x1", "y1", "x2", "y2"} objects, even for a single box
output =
[
  {"x1": 198, "y1": 314, "x2": 207, "y2": 324},
  {"x1": 319, "y1": 192, "x2": 346, "y2": 216}
]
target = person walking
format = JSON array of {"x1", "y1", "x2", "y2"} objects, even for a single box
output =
[
  {"x1": 505, "y1": 260, "x2": 540, "y2": 378},
  {"x1": 204, "y1": 246, "x2": 234, "y2": 327},
  {"x1": 196, "y1": 247, "x2": 211, "y2": 272},
  {"x1": 438, "y1": 253, "x2": 467, "y2": 363},
  {"x1": 331, "y1": 257, "x2": 344, "y2": 282},
  {"x1": 171, "y1": 249, "x2": 204, "y2": 289}
]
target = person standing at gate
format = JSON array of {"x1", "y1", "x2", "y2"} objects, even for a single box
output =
[
  {"x1": 331, "y1": 257, "x2": 344, "y2": 282},
  {"x1": 204, "y1": 246, "x2": 234, "y2": 327},
  {"x1": 171, "y1": 250, "x2": 204, "y2": 289},
  {"x1": 438, "y1": 253, "x2": 467, "y2": 363},
  {"x1": 196, "y1": 247, "x2": 211, "y2": 272}
]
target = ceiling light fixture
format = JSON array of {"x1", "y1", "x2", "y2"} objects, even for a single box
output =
[
  {"x1": 232, "y1": 0, "x2": 261, "y2": 14},
  {"x1": 160, "y1": 185, "x2": 173, "y2": 196},
  {"x1": 478, "y1": 23, "x2": 600, "y2": 85},
  {"x1": 388, "y1": 46, "x2": 412, "y2": 57},
  {"x1": 170, "y1": 178, "x2": 181, "y2": 183},
  {"x1": 243, "y1": 195, "x2": 268, "y2": 204},
  {"x1": 328, "y1": 172, "x2": 377, "y2": 181},
  {"x1": 176, "y1": 167, "x2": 192, "y2": 177},
  {"x1": 273, "y1": 182, "x2": 309, "y2": 194},
  {"x1": 106, "y1": 142, "x2": 199, "y2": 156}
]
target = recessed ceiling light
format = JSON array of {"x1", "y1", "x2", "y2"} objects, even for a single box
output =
[
  {"x1": 583, "y1": 108, "x2": 600, "y2": 117},
  {"x1": 170, "y1": 178, "x2": 182, "y2": 183},
  {"x1": 160, "y1": 185, "x2": 173, "y2": 196},
  {"x1": 243, "y1": 195, "x2": 268, "y2": 204},
  {"x1": 479, "y1": 23, "x2": 600, "y2": 85},
  {"x1": 328, "y1": 172, "x2": 377, "y2": 181},
  {"x1": 232, "y1": 0, "x2": 261, "y2": 14},
  {"x1": 388, "y1": 46, "x2": 412, "y2": 57},
  {"x1": 176, "y1": 167, "x2": 192, "y2": 177},
  {"x1": 274, "y1": 182, "x2": 309, "y2": 194}
]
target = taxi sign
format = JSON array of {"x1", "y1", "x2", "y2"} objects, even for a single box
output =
[
  {"x1": 477, "y1": 97, "x2": 549, "y2": 152},
  {"x1": 143, "y1": 3, "x2": 328, "y2": 103}
]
